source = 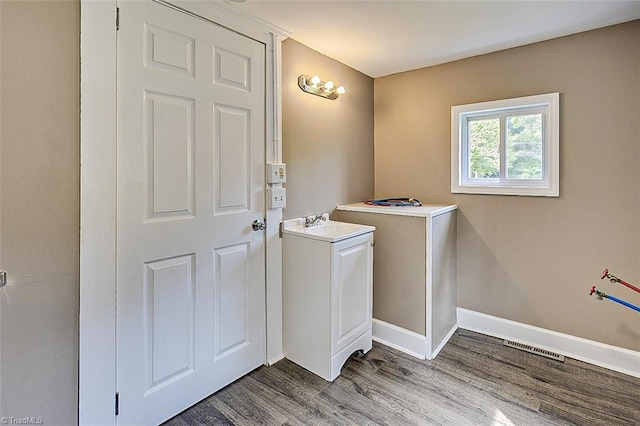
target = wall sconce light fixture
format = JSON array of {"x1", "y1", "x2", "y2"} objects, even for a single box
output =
[{"x1": 298, "y1": 74, "x2": 345, "y2": 100}]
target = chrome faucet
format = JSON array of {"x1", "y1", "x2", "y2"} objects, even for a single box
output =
[{"x1": 304, "y1": 213, "x2": 327, "y2": 227}]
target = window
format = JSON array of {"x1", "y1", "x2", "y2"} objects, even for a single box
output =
[{"x1": 451, "y1": 93, "x2": 559, "y2": 196}]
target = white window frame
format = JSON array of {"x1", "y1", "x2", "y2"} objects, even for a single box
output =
[{"x1": 451, "y1": 92, "x2": 559, "y2": 197}]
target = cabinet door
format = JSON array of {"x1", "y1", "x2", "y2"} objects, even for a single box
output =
[{"x1": 331, "y1": 233, "x2": 373, "y2": 355}]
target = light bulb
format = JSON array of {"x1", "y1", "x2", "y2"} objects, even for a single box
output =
[
  {"x1": 336, "y1": 86, "x2": 346, "y2": 95},
  {"x1": 310, "y1": 75, "x2": 321, "y2": 86},
  {"x1": 323, "y1": 80, "x2": 334, "y2": 91}
]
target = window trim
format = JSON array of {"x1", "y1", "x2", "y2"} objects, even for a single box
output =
[{"x1": 451, "y1": 92, "x2": 560, "y2": 197}]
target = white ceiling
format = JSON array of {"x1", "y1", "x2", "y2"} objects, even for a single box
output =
[{"x1": 229, "y1": 0, "x2": 640, "y2": 78}]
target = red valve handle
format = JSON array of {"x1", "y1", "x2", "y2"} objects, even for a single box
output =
[{"x1": 600, "y1": 269, "x2": 609, "y2": 280}]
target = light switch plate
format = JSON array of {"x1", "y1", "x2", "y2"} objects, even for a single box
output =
[
  {"x1": 267, "y1": 163, "x2": 286, "y2": 184},
  {"x1": 268, "y1": 187, "x2": 286, "y2": 209}
]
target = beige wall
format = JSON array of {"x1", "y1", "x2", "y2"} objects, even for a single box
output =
[
  {"x1": 0, "y1": 1, "x2": 79, "y2": 423},
  {"x1": 375, "y1": 20, "x2": 640, "y2": 352},
  {"x1": 282, "y1": 39, "x2": 374, "y2": 220}
]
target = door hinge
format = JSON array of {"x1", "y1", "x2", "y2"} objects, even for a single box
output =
[
  {"x1": 0, "y1": 270, "x2": 7, "y2": 288},
  {"x1": 116, "y1": 7, "x2": 120, "y2": 31},
  {"x1": 115, "y1": 392, "x2": 119, "y2": 416}
]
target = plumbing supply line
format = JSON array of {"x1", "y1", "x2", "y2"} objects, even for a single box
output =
[
  {"x1": 601, "y1": 269, "x2": 640, "y2": 294},
  {"x1": 589, "y1": 286, "x2": 640, "y2": 313},
  {"x1": 365, "y1": 198, "x2": 422, "y2": 207}
]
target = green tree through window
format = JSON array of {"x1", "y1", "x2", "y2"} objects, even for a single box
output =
[
  {"x1": 506, "y1": 114, "x2": 542, "y2": 179},
  {"x1": 469, "y1": 118, "x2": 499, "y2": 179},
  {"x1": 468, "y1": 114, "x2": 543, "y2": 180}
]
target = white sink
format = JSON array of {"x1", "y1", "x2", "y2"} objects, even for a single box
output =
[{"x1": 283, "y1": 219, "x2": 375, "y2": 242}]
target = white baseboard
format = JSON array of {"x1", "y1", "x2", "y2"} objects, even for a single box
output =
[
  {"x1": 267, "y1": 354, "x2": 284, "y2": 366},
  {"x1": 428, "y1": 323, "x2": 458, "y2": 360},
  {"x1": 457, "y1": 308, "x2": 640, "y2": 379},
  {"x1": 372, "y1": 319, "x2": 426, "y2": 360}
]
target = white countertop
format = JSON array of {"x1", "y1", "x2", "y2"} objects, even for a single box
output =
[
  {"x1": 336, "y1": 202, "x2": 457, "y2": 218},
  {"x1": 282, "y1": 218, "x2": 375, "y2": 243}
]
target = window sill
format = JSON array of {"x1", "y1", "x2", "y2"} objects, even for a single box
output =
[{"x1": 451, "y1": 184, "x2": 559, "y2": 197}]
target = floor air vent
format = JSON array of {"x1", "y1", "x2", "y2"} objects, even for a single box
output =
[{"x1": 503, "y1": 340, "x2": 565, "y2": 362}]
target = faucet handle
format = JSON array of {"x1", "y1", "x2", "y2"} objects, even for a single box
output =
[{"x1": 304, "y1": 213, "x2": 328, "y2": 227}]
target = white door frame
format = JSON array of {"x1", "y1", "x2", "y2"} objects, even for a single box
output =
[{"x1": 79, "y1": 1, "x2": 288, "y2": 423}]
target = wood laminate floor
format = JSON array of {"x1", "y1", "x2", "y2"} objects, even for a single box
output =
[{"x1": 164, "y1": 330, "x2": 640, "y2": 425}]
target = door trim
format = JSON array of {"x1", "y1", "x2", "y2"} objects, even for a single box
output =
[{"x1": 79, "y1": 1, "x2": 288, "y2": 424}]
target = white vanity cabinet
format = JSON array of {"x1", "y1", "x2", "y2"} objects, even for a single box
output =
[{"x1": 282, "y1": 220, "x2": 375, "y2": 381}]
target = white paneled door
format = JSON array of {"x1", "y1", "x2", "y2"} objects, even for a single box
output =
[{"x1": 116, "y1": 1, "x2": 266, "y2": 424}]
